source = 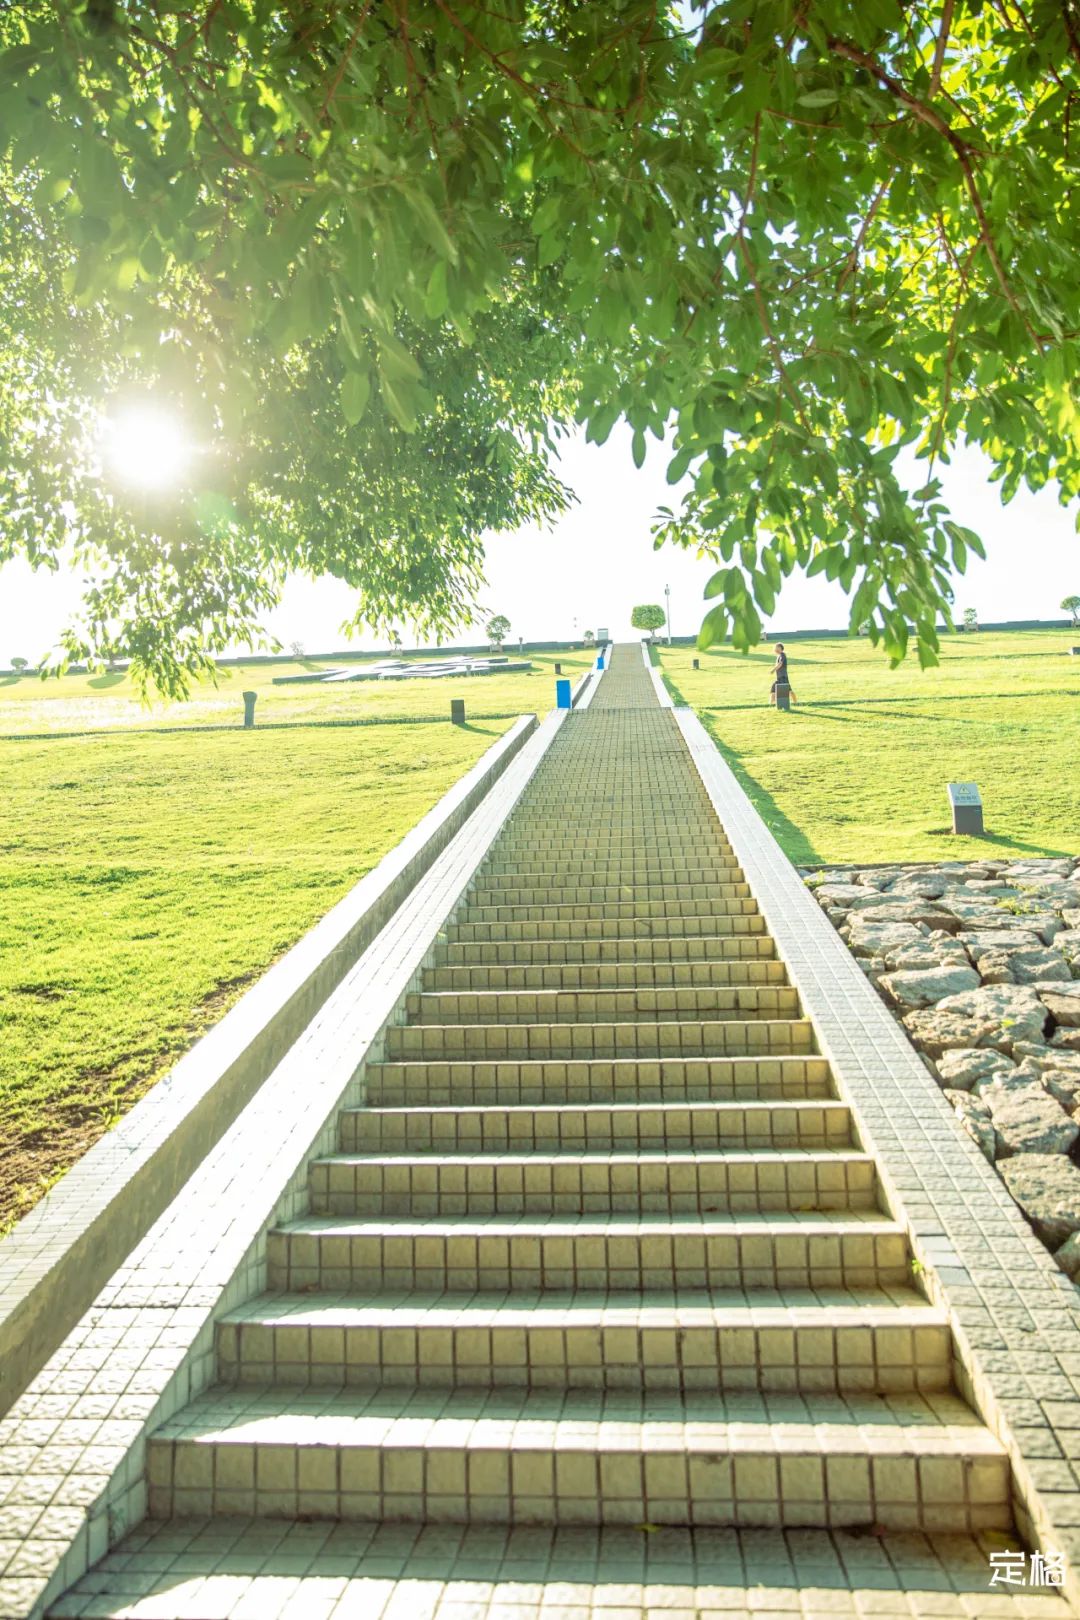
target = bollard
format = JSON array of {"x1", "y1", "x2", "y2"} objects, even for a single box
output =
[
  {"x1": 692, "y1": 658, "x2": 700, "y2": 670},
  {"x1": 242, "y1": 691, "x2": 257, "y2": 728},
  {"x1": 554, "y1": 662, "x2": 562, "y2": 674},
  {"x1": 450, "y1": 698, "x2": 465, "y2": 725},
  {"x1": 775, "y1": 684, "x2": 790, "y2": 711},
  {"x1": 947, "y1": 782, "x2": 984, "y2": 835},
  {"x1": 555, "y1": 678, "x2": 572, "y2": 709}
]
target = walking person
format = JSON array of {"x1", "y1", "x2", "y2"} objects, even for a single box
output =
[{"x1": 770, "y1": 642, "x2": 796, "y2": 706}]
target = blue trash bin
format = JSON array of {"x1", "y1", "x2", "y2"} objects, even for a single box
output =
[
  {"x1": 596, "y1": 655, "x2": 605, "y2": 671},
  {"x1": 555, "y1": 678, "x2": 572, "y2": 709}
]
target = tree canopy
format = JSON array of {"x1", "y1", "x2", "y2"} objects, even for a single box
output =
[
  {"x1": 631, "y1": 603, "x2": 668, "y2": 637},
  {"x1": 3, "y1": 0, "x2": 1080, "y2": 692}
]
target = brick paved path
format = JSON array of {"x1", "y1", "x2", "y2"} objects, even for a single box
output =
[{"x1": 57, "y1": 645, "x2": 1068, "y2": 1620}]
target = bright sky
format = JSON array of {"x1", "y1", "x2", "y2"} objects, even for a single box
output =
[{"x1": 0, "y1": 424, "x2": 1076, "y2": 665}]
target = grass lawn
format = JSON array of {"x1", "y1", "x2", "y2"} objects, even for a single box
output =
[
  {"x1": 0, "y1": 647, "x2": 595, "y2": 735},
  {"x1": 0, "y1": 716, "x2": 515, "y2": 1232},
  {"x1": 658, "y1": 629, "x2": 1080, "y2": 865}
]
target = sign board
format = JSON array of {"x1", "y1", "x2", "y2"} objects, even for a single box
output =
[
  {"x1": 947, "y1": 782, "x2": 984, "y2": 835},
  {"x1": 597, "y1": 627, "x2": 609, "y2": 643}
]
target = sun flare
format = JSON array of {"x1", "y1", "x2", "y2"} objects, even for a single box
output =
[{"x1": 99, "y1": 406, "x2": 192, "y2": 493}]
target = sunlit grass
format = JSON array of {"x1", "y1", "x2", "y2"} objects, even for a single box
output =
[
  {"x1": 0, "y1": 717, "x2": 515, "y2": 1230},
  {"x1": 0, "y1": 648, "x2": 595, "y2": 734},
  {"x1": 658, "y1": 629, "x2": 1080, "y2": 865}
]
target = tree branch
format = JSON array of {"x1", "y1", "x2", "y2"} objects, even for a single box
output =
[{"x1": 929, "y1": 0, "x2": 954, "y2": 97}]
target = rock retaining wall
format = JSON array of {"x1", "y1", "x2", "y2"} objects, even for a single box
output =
[{"x1": 802, "y1": 854, "x2": 1080, "y2": 1281}]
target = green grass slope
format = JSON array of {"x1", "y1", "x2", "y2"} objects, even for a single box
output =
[
  {"x1": 658, "y1": 629, "x2": 1080, "y2": 865},
  {"x1": 0, "y1": 717, "x2": 514, "y2": 1231}
]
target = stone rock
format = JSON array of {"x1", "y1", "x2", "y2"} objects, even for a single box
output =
[
  {"x1": 902, "y1": 985, "x2": 1049, "y2": 1059},
  {"x1": 943, "y1": 1089, "x2": 998, "y2": 1162},
  {"x1": 935, "y1": 1048, "x2": 1016, "y2": 1092},
  {"x1": 972, "y1": 1067, "x2": 1041, "y2": 1099},
  {"x1": 853, "y1": 870, "x2": 892, "y2": 889},
  {"x1": 958, "y1": 929, "x2": 1043, "y2": 952},
  {"x1": 1063, "y1": 909, "x2": 1080, "y2": 931},
  {"x1": 1014, "y1": 1048, "x2": 1080, "y2": 1078},
  {"x1": 1052, "y1": 930, "x2": 1080, "y2": 974},
  {"x1": 935, "y1": 897, "x2": 1020, "y2": 927},
  {"x1": 945, "y1": 903, "x2": 1063, "y2": 942},
  {"x1": 857, "y1": 900, "x2": 959, "y2": 930},
  {"x1": 845, "y1": 918, "x2": 923, "y2": 959},
  {"x1": 1042, "y1": 1070, "x2": 1080, "y2": 1114},
  {"x1": 980, "y1": 1082, "x2": 1079, "y2": 1158},
  {"x1": 890, "y1": 877, "x2": 949, "y2": 900},
  {"x1": 974, "y1": 946, "x2": 1072, "y2": 986},
  {"x1": 878, "y1": 963, "x2": 981, "y2": 1010},
  {"x1": 813, "y1": 883, "x2": 867, "y2": 909},
  {"x1": 999, "y1": 1154, "x2": 1080, "y2": 1247},
  {"x1": 886, "y1": 939, "x2": 971, "y2": 973},
  {"x1": 1036, "y1": 982, "x2": 1080, "y2": 1027},
  {"x1": 1053, "y1": 1232, "x2": 1080, "y2": 1280},
  {"x1": 1050, "y1": 1027, "x2": 1080, "y2": 1052},
  {"x1": 805, "y1": 869, "x2": 855, "y2": 888},
  {"x1": 1001, "y1": 860, "x2": 1076, "y2": 881}
]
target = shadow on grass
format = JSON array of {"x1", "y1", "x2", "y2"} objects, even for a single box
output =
[
  {"x1": 87, "y1": 672, "x2": 127, "y2": 690},
  {"x1": 694, "y1": 709, "x2": 824, "y2": 865},
  {"x1": 0, "y1": 674, "x2": 22, "y2": 687},
  {"x1": 931, "y1": 828, "x2": 1079, "y2": 859}
]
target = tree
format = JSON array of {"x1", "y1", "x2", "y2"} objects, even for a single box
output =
[
  {"x1": 9, "y1": 656, "x2": 27, "y2": 672},
  {"x1": 486, "y1": 615, "x2": 511, "y2": 652},
  {"x1": 5, "y1": 3, "x2": 1080, "y2": 689},
  {"x1": 582, "y1": 630, "x2": 596, "y2": 647},
  {"x1": 631, "y1": 605, "x2": 667, "y2": 644},
  {"x1": 963, "y1": 608, "x2": 979, "y2": 632},
  {"x1": 1062, "y1": 596, "x2": 1080, "y2": 626}
]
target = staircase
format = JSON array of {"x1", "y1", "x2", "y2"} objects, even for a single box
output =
[{"x1": 143, "y1": 647, "x2": 1011, "y2": 1548}]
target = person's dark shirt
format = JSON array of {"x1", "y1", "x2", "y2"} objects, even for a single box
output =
[{"x1": 774, "y1": 651, "x2": 788, "y2": 675}]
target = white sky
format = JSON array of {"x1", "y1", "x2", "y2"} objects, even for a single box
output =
[{"x1": 0, "y1": 423, "x2": 1076, "y2": 664}]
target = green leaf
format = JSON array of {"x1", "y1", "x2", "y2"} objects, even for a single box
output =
[{"x1": 340, "y1": 369, "x2": 371, "y2": 426}]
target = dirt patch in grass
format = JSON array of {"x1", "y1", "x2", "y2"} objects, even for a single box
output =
[{"x1": 0, "y1": 966, "x2": 267, "y2": 1235}]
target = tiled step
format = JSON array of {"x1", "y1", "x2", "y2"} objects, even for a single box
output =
[
  {"x1": 308, "y1": 1149, "x2": 877, "y2": 1216},
  {"x1": 406, "y1": 986, "x2": 801, "y2": 1027},
  {"x1": 215, "y1": 1287, "x2": 952, "y2": 1394},
  {"x1": 468, "y1": 881, "x2": 753, "y2": 907},
  {"x1": 424, "y1": 959, "x2": 790, "y2": 991},
  {"x1": 435, "y1": 935, "x2": 778, "y2": 966},
  {"x1": 458, "y1": 898, "x2": 762, "y2": 924},
  {"x1": 476, "y1": 864, "x2": 747, "y2": 889},
  {"x1": 491, "y1": 839, "x2": 736, "y2": 859},
  {"x1": 340, "y1": 1099, "x2": 852, "y2": 1155},
  {"x1": 364, "y1": 1054, "x2": 834, "y2": 1107},
  {"x1": 384, "y1": 1017, "x2": 815, "y2": 1061},
  {"x1": 146, "y1": 1385, "x2": 1009, "y2": 1531},
  {"x1": 448, "y1": 915, "x2": 768, "y2": 943},
  {"x1": 268, "y1": 1211, "x2": 911, "y2": 1294}
]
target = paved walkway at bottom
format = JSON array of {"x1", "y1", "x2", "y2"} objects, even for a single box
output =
[{"x1": 50, "y1": 1519, "x2": 1069, "y2": 1619}]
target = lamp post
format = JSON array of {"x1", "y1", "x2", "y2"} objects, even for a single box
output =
[{"x1": 664, "y1": 583, "x2": 671, "y2": 646}]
